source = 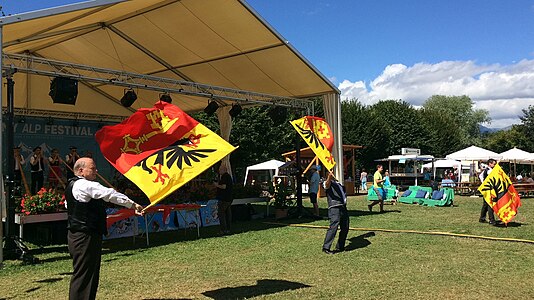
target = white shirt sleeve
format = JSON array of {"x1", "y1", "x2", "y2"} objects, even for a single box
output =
[{"x1": 72, "y1": 178, "x2": 134, "y2": 208}]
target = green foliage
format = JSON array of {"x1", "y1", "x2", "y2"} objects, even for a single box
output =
[
  {"x1": 423, "y1": 95, "x2": 490, "y2": 147},
  {"x1": 341, "y1": 99, "x2": 388, "y2": 168},
  {"x1": 194, "y1": 105, "x2": 301, "y2": 183},
  {"x1": 369, "y1": 99, "x2": 431, "y2": 155},
  {"x1": 519, "y1": 105, "x2": 534, "y2": 151},
  {"x1": 482, "y1": 124, "x2": 531, "y2": 153},
  {"x1": 270, "y1": 180, "x2": 294, "y2": 209},
  {"x1": 420, "y1": 109, "x2": 463, "y2": 157}
]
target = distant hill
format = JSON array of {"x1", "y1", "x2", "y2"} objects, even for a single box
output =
[{"x1": 479, "y1": 125, "x2": 513, "y2": 133}]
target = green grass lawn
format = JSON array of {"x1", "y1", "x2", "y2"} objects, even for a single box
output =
[{"x1": 1, "y1": 195, "x2": 533, "y2": 299}]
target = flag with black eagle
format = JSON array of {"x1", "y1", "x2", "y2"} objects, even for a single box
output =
[
  {"x1": 290, "y1": 116, "x2": 336, "y2": 171},
  {"x1": 478, "y1": 163, "x2": 522, "y2": 224},
  {"x1": 96, "y1": 101, "x2": 236, "y2": 208}
]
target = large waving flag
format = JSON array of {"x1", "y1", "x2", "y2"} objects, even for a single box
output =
[
  {"x1": 478, "y1": 163, "x2": 522, "y2": 224},
  {"x1": 96, "y1": 101, "x2": 236, "y2": 208},
  {"x1": 290, "y1": 116, "x2": 336, "y2": 171}
]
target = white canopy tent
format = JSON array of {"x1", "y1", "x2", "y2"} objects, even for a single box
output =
[
  {"x1": 499, "y1": 147, "x2": 534, "y2": 164},
  {"x1": 421, "y1": 159, "x2": 463, "y2": 180},
  {"x1": 243, "y1": 159, "x2": 284, "y2": 186},
  {"x1": 446, "y1": 145, "x2": 503, "y2": 161},
  {"x1": 499, "y1": 147, "x2": 534, "y2": 177},
  {"x1": 422, "y1": 159, "x2": 462, "y2": 171}
]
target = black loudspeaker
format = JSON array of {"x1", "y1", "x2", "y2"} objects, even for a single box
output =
[
  {"x1": 49, "y1": 77, "x2": 78, "y2": 105},
  {"x1": 268, "y1": 106, "x2": 287, "y2": 124}
]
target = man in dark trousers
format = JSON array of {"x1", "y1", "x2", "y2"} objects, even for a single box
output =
[
  {"x1": 322, "y1": 172, "x2": 349, "y2": 254},
  {"x1": 479, "y1": 158, "x2": 497, "y2": 225},
  {"x1": 214, "y1": 164, "x2": 233, "y2": 235},
  {"x1": 66, "y1": 157, "x2": 143, "y2": 300}
]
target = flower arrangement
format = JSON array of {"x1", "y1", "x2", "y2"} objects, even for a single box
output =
[{"x1": 20, "y1": 188, "x2": 65, "y2": 215}]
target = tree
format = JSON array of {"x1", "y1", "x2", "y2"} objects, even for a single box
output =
[
  {"x1": 519, "y1": 105, "x2": 534, "y2": 151},
  {"x1": 341, "y1": 99, "x2": 388, "y2": 169},
  {"x1": 194, "y1": 105, "x2": 298, "y2": 182},
  {"x1": 369, "y1": 100, "x2": 431, "y2": 155},
  {"x1": 420, "y1": 109, "x2": 463, "y2": 157},
  {"x1": 423, "y1": 95, "x2": 490, "y2": 148}
]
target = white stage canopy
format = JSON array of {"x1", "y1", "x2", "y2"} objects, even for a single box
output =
[
  {"x1": 446, "y1": 145, "x2": 502, "y2": 161},
  {"x1": 0, "y1": 0, "x2": 345, "y2": 180},
  {"x1": 243, "y1": 159, "x2": 284, "y2": 186}
]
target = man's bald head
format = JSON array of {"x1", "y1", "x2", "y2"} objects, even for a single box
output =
[{"x1": 74, "y1": 157, "x2": 98, "y2": 181}]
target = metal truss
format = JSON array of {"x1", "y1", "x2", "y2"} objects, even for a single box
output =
[
  {"x1": 2, "y1": 107, "x2": 127, "y2": 123},
  {"x1": 2, "y1": 53, "x2": 315, "y2": 113}
]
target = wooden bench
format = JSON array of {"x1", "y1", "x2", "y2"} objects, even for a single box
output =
[{"x1": 513, "y1": 183, "x2": 534, "y2": 197}]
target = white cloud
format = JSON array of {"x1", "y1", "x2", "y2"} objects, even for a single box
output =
[{"x1": 340, "y1": 60, "x2": 534, "y2": 128}]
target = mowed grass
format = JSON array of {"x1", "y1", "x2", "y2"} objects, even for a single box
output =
[{"x1": 1, "y1": 195, "x2": 533, "y2": 299}]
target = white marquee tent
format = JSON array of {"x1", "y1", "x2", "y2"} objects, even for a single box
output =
[
  {"x1": 446, "y1": 145, "x2": 503, "y2": 161},
  {"x1": 422, "y1": 159, "x2": 462, "y2": 171},
  {"x1": 499, "y1": 147, "x2": 534, "y2": 164},
  {"x1": 243, "y1": 159, "x2": 284, "y2": 186}
]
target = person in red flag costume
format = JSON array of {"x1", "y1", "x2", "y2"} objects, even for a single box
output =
[
  {"x1": 478, "y1": 162, "x2": 522, "y2": 225},
  {"x1": 96, "y1": 101, "x2": 236, "y2": 208},
  {"x1": 290, "y1": 116, "x2": 336, "y2": 171}
]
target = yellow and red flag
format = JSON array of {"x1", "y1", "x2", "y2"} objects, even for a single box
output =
[
  {"x1": 290, "y1": 116, "x2": 336, "y2": 171},
  {"x1": 96, "y1": 101, "x2": 236, "y2": 208},
  {"x1": 478, "y1": 163, "x2": 522, "y2": 224}
]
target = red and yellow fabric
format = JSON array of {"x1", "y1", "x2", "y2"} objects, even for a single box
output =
[
  {"x1": 290, "y1": 116, "x2": 336, "y2": 171},
  {"x1": 478, "y1": 163, "x2": 522, "y2": 224},
  {"x1": 96, "y1": 101, "x2": 236, "y2": 208}
]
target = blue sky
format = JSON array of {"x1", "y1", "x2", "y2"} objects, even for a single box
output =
[{"x1": 2, "y1": 0, "x2": 534, "y2": 127}]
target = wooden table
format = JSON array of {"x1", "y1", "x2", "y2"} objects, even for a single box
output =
[{"x1": 453, "y1": 182, "x2": 479, "y2": 195}]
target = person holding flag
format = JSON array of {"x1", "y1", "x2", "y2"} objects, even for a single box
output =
[
  {"x1": 322, "y1": 171, "x2": 349, "y2": 254},
  {"x1": 66, "y1": 157, "x2": 144, "y2": 300},
  {"x1": 478, "y1": 159, "x2": 497, "y2": 225},
  {"x1": 478, "y1": 160, "x2": 522, "y2": 225}
]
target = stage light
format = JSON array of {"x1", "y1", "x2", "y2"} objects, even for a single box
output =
[
  {"x1": 120, "y1": 89, "x2": 137, "y2": 107},
  {"x1": 204, "y1": 100, "x2": 219, "y2": 116},
  {"x1": 229, "y1": 103, "x2": 242, "y2": 118},
  {"x1": 160, "y1": 93, "x2": 172, "y2": 103}
]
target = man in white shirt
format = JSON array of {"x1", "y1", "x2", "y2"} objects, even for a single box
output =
[
  {"x1": 479, "y1": 159, "x2": 497, "y2": 225},
  {"x1": 66, "y1": 157, "x2": 143, "y2": 300}
]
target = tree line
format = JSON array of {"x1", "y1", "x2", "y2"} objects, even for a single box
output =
[{"x1": 194, "y1": 95, "x2": 534, "y2": 182}]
